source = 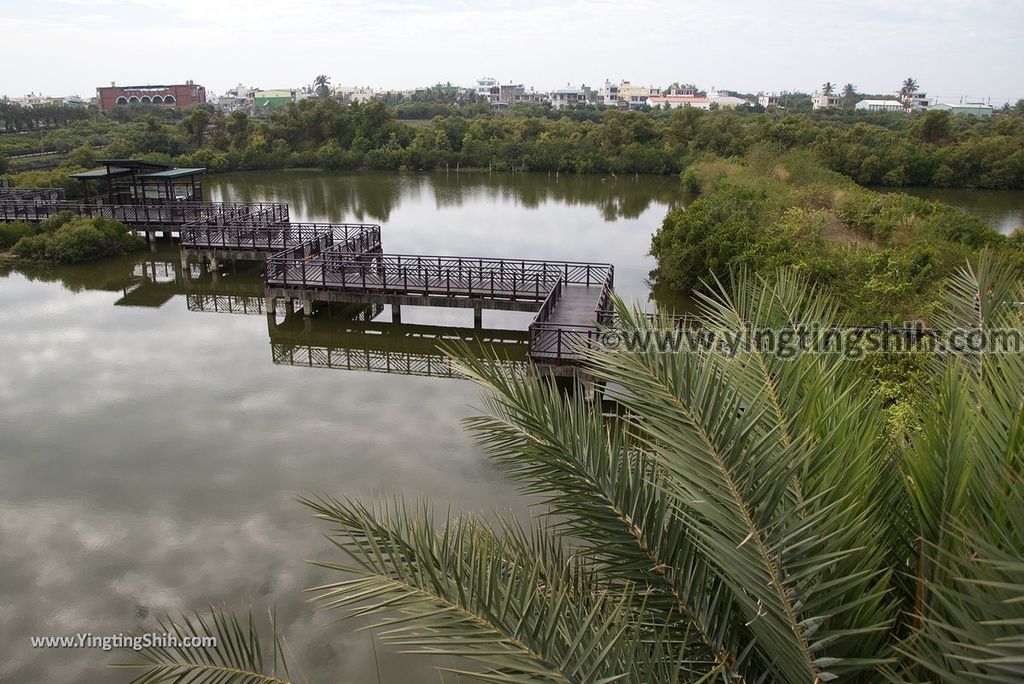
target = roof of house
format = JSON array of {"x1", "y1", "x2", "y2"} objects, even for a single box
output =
[
  {"x1": 935, "y1": 102, "x2": 993, "y2": 109},
  {"x1": 710, "y1": 96, "x2": 751, "y2": 105},
  {"x1": 856, "y1": 99, "x2": 903, "y2": 105}
]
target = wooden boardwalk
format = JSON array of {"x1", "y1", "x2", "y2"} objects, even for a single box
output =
[
  {"x1": 0, "y1": 198, "x2": 289, "y2": 232},
  {"x1": 3, "y1": 186, "x2": 617, "y2": 368},
  {"x1": 264, "y1": 250, "x2": 614, "y2": 366}
]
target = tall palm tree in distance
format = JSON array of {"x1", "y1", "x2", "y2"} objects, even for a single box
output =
[
  {"x1": 901, "y1": 76, "x2": 919, "y2": 101},
  {"x1": 313, "y1": 74, "x2": 331, "y2": 98},
  {"x1": 821, "y1": 81, "x2": 835, "y2": 95},
  {"x1": 841, "y1": 83, "x2": 858, "y2": 109}
]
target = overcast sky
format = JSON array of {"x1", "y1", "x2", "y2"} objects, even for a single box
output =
[{"x1": 3, "y1": 0, "x2": 1023, "y2": 104}]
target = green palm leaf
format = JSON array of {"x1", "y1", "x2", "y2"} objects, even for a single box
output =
[
  {"x1": 113, "y1": 606, "x2": 295, "y2": 684},
  {"x1": 300, "y1": 495, "x2": 687, "y2": 683}
]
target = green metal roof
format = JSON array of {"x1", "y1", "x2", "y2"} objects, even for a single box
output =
[
  {"x1": 137, "y1": 167, "x2": 207, "y2": 179},
  {"x1": 71, "y1": 166, "x2": 133, "y2": 179},
  {"x1": 97, "y1": 159, "x2": 174, "y2": 169}
]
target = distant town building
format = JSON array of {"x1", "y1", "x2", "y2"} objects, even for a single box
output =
[
  {"x1": 8, "y1": 93, "x2": 59, "y2": 107},
  {"x1": 494, "y1": 84, "x2": 543, "y2": 107},
  {"x1": 708, "y1": 89, "x2": 753, "y2": 109},
  {"x1": 854, "y1": 99, "x2": 905, "y2": 112},
  {"x1": 249, "y1": 88, "x2": 300, "y2": 117},
  {"x1": 931, "y1": 102, "x2": 994, "y2": 117},
  {"x1": 903, "y1": 92, "x2": 929, "y2": 111},
  {"x1": 758, "y1": 93, "x2": 781, "y2": 108},
  {"x1": 476, "y1": 77, "x2": 498, "y2": 98},
  {"x1": 599, "y1": 80, "x2": 620, "y2": 106},
  {"x1": 96, "y1": 81, "x2": 206, "y2": 112},
  {"x1": 331, "y1": 86, "x2": 376, "y2": 104},
  {"x1": 548, "y1": 84, "x2": 587, "y2": 109},
  {"x1": 647, "y1": 96, "x2": 711, "y2": 110},
  {"x1": 666, "y1": 84, "x2": 698, "y2": 97},
  {"x1": 811, "y1": 92, "x2": 841, "y2": 109},
  {"x1": 599, "y1": 80, "x2": 662, "y2": 109},
  {"x1": 209, "y1": 84, "x2": 251, "y2": 113}
]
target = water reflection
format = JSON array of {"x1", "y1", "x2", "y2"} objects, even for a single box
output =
[
  {"x1": 206, "y1": 169, "x2": 686, "y2": 225},
  {"x1": 875, "y1": 186, "x2": 1024, "y2": 235},
  {"x1": 0, "y1": 254, "x2": 533, "y2": 682},
  {"x1": 0, "y1": 172, "x2": 685, "y2": 683},
  {"x1": 4, "y1": 249, "x2": 531, "y2": 381}
]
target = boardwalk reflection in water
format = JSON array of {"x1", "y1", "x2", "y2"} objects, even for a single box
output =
[
  {"x1": 0, "y1": 171, "x2": 683, "y2": 683},
  {"x1": 13, "y1": 247, "x2": 534, "y2": 380}
]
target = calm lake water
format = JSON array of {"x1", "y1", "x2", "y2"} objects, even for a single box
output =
[
  {"x1": 877, "y1": 186, "x2": 1024, "y2": 235},
  {"x1": 2, "y1": 170, "x2": 1022, "y2": 683},
  {"x1": 0, "y1": 170, "x2": 683, "y2": 683}
]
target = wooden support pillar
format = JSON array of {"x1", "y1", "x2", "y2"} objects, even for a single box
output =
[
  {"x1": 392, "y1": 302, "x2": 402, "y2": 323},
  {"x1": 264, "y1": 295, "x2": 276, "y2": 313},
  {"x1": 302, "y1": 300, "x2": 313, "y2": 317},
  {"x1": 474, "y1": 306, "x2": 483, "y2": 329}
]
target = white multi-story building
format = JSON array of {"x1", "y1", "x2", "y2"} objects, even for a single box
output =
[
  {"x1": 599, "y1": 80, "x2": 661, "y2": 108},
  {"x1": 902, "y1": 92, "x2": 929, "y2": 111},
  {"x1": 855, "y1": 99, "x2": 905, "y2": 112},
  {"x1": 548, "y1": 84, "x2": 587, "y2": 109},
  {"x1": 758, "y1": 93, "x2": 781, "y2": 108},
  {"x1": 812, "y1": 92, "x2": 841, "y2": 109},
  {"x1": 476, "y1": 77, "x2": 498, "y2": 99}
]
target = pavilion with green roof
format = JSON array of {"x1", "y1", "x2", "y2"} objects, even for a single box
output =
[{"x1": 72, "y1": 160, "x2": 206, "y2": 205}]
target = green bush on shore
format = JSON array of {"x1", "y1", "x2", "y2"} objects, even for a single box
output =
[
  {"x1": 651, "y1": 148, "x2": 1006, "y2": 323},
  {"x1": 0, "y1": 221, "x2": 35, "y2": 249},
  {"x1": 9, "y1": 216, "x2": 142, "y2": 263}
]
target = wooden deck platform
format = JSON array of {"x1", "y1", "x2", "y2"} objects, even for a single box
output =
[{"x1": 264, "y1": 250, "x2": 613, "y2": 366}]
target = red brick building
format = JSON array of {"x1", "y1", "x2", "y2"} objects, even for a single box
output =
[{"x1": 96, "y1": 81, "x2": 206, "y2": 112}]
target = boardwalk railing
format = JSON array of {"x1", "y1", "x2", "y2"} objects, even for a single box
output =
[
  {"x1": 0, "y1": 200, "x2": 290, "y2": 227},
  {"x1": 181, "y1": 222, "x2": 380, "y2": 253},
  {"x1": 527, "y1": 265, "x2": 615, "y2": 363},
  {"x1": 528, "y1": 323, "x2": 606, "y2": 362},
  {"x1": 265, "y1": 253, "x2": 613, "y2": 303},
  {"x1": 271, "y1": 343, "x2": 527, "y2": 379},
  {"x1": 0, "y1": 187, "x2": 66, "y2": 203},
  {"x1": 187, "y1": 203, "x2": 289, "y2": 228}
]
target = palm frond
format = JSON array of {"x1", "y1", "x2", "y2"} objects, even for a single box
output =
[
  {"x1": 300, "y1": 495, "x2": 683, "y2": 683},
  {"x1": 112, "y1": 606, "x2": 295, "y2": 684},
  {"x1": 900, "y1": 468, "x2": 1024, "y2": 682},
  {"x1": 576, "y1": 278, "x2": 895, "y2": 681},
  {"x1": 449, "y1": 347, "x2": 752, "y2": 681}
]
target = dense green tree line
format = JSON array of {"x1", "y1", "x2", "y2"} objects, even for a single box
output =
[
  {"x1": 651, "y1": 147, "x2": 1014, "y2": 323},
  {"x1": 0, "y1": 102, "x2": 90, "y2": 132},
  {"x1": 5, "y1": 99, "x2": 1024, "y2": 190}
]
